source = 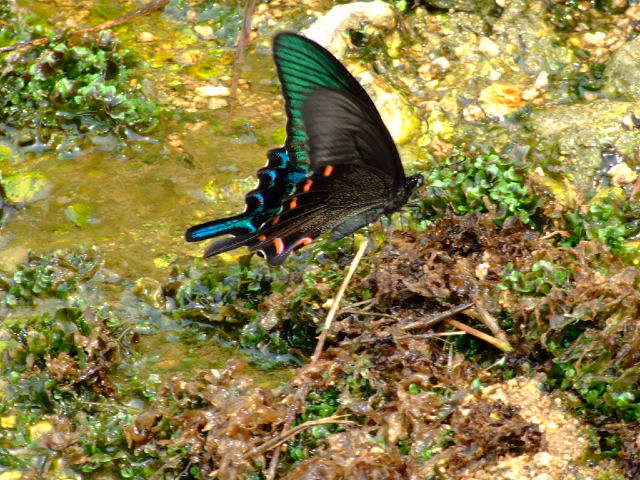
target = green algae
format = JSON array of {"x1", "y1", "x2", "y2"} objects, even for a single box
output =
[{"x1": 0, "y1": 171, "x2": 51, "y2": 203}]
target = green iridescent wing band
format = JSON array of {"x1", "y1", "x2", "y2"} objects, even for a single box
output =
[{"x1": 273, "y1": 32, "x2": 377, "y2": 168}]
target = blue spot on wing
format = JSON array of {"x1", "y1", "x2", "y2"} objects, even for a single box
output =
[{"x1": 185, "y1": 147, "x2": 308, "y2": 243}]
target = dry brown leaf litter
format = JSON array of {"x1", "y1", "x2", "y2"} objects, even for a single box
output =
[{"x1": 121, "y1": 213, "x2": 636, "y2": 478}]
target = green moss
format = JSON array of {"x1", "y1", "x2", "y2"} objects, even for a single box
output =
[
  {"x1": 418, "y1": 150, "x2": 541, "y2": 226},
  {"x1": 559, "y1": 192, "x2": 640, "y2": 264},
  {"x1": 1, "y1": 248, "x2": 101, "y2": 307},
  {"x1": 64, "y1": 202, "x2": 95, "y2": 227},
  {"x1": 0, "y1": 11, "x2": 160, "y2": 148},
  {"x1": 287, "y1": 388, "x2": 343, "y2": 463},
  {"x1": 0, "y1": 171, "x2": 51, "y2": 203}
]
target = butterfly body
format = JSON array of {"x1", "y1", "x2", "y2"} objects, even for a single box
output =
[{"x1": 185, "y1": 32, "x2": 423, "y2": 265}]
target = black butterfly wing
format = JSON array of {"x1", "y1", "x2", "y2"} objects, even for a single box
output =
[
  {"x1": 244, "y1": 163, "x2": 392, "y2": 265},
  {"x1": 185, "y1": 33, "x2": 422, "y2": 265},
  {"x1": 185, "y1": 147, "x2": 306, "y2": 243},
  {"x1": 302, "y1": 87, "x2": 407, "y2": 189},
  {"x1": 273, "y1": 32, "x2": 394, "y2": 171},
  {"x1": 240, "y1": 86, "x2": 410, "y2": 265}
]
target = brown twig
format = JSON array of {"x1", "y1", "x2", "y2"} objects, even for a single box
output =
[
  {"x1": 446, "y1": 319, "x2": 513, "y2": 352},
  {"x1": 265, "y1": 239, "x2": 369, "y2": 480},
  {"x1": 340, "y1": 309, "x2": 396, "y2": 318},
  {"x1": 248, "y1": 416, "x2": 354, "y2": 459},
  {"x1": 468, "y1": 294, "x2": 512, "y2": 349},
  {"x1": 311, "y1": 239, "x2": 369, "y2": 363},
  {"x1": 0, "y1": 0, "x2": 169, "y2": 54},
  {"x1": 402, "y1": 302, "x2": 474, "y2": 330},
  {"x1": 228, "y1": 0, "x2": 257, "y2": 123},
  {"x1": 340, "y1": 330, "x2": 465, "y2": 346},
  {"x1": 402, "y1": 301, "x2": 512, "y2": 351}
]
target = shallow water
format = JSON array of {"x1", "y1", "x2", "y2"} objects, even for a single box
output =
[{"x1": 2, "y1": 0, "x2": 288, "y2": 281}]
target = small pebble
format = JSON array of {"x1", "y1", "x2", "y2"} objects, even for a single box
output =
[
  {"x1": 177, "y1": 51, "x2": 198, "y2": 65},
  {"x1": 194, "y1": 25, "x2": 215, "y2": 39},
  {"x1": 208, "y1": 98, "x2": 228, "y2": 110},
  {"x1": 533, "y1": 451, "x2": 552, "y2": 467},
  {"x1": 608, "y1": 162, "x2": 637, "y2": 186},
  {"x1": 432, "y1": 56, "x2": 451, "y2": 71},
  {"x1": 462, "y1": 105, "x2": 486, "y2": 122},
  {"x1": 583, "y1": 31, "x2": 607, "y2": 47},
  {"x1": 196, "y1": 85, "x2": 230, "y2": 97},
  {"x1": 534, "y1": 71, "x2": 549, "y2": 89},
  {"x1": 137, "y1": 32, "x2": 157, "y2": 42},
  {"x1": 479, "y1": 37, "x2": 500, "y2": 57}
]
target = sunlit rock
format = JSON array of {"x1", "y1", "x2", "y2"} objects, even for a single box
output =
[
  {"x1": 529, "y1": 101, "x2": 639, "y2": 192},
  {"x1": 64, "y1": 203, "x2": 97, "y2": 227},
  {"x1": 0, "y1": 142, "x2": 20, "y2": 165},
  {"x1": 195, "y1": 85, "x2": 230, "y2": 97},
  {"x1": 1, "y1": 171, "x2": 51, "y2": 203},
  {"x1": 356, "y1": 71, "x2": 420, "y2": 145},
  {"x1": 608, "y1": 162, "x2": 637, "y2": 187},
  {"x1": 478, "y1": 82, "x2": 527, "y2": 117},
  {"x1": 603, "y1": 35, "x2": 640, "y2": 100},
  {"x1": 303, "y1": 1, "x2": 396, "y2": 58}
]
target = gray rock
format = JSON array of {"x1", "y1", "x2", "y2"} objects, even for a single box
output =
[
  {"x1": 603, "y1": 36, "x2": 640, "y2": 100},
  {"x1": 301, "y1": 1, "x2": 418, "y2": 144},
  {"x1": 529, "y1": 101, "x2": 639, "y2": 192},
  {"x1": 493, "y1": 0, "x2": 576, "y2": 75},
  {"x1": 423, "y1": 0, "x2": 496, "y2": 13},
  {"x1": 1, "y1": 171, "x2": 52, "y2": 203},
  {"x1": 356, "y1": 71, "x2": 420, "y2": 144}
]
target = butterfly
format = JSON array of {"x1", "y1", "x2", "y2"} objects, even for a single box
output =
[{"x1": 185, "y1": 32, "x2": 423, "y2": 266}]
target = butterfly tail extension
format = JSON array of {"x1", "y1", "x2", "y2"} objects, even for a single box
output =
[
  {"x1": 251, "y1": 231, "x2": 316, "y2": 266},
  {"x1": 185, "y1": 216, "x2": 257, "y2": 242}
]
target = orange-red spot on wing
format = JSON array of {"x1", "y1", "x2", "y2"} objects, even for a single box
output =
[
  {"x1": 272, "y1": 216, "x2": 280, "y2": 225},
  {"x1": 292, "y1": 236, "x2": 313, "y2": 251},
  {"x1": 303, "y1": 179, "x2": 313, "y2": 192},
  {"x1": 323, "y1": 165, "x2": 334, "y2": 177},
  {"x1": 274, "y1": 237, "x2": 284, "y2": 254},
  {"x1": 289, "y1": 197, "x2": 298, "y2": 209},
  {"x1": 257, "y1": 235, "x2": 266, "y2": 241}
]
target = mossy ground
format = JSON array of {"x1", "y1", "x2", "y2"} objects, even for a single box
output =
[{"x1": 2, "y1": 0, "x2": 640, "y2": 479}]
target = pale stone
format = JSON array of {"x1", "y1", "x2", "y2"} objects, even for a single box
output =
[
  {"x1": 534, "y1": 70, "x2": 549, "y2": 89},
  {"x1": 137, "y1": 31, "x2": 157, "y2": 42},
  {"x1": 303, "y1": 0, "x2": 396, "y2": 58},
  {"x1": 463, "y1": 105, "x2": 486, "y2": 122},
  {"x1": 479, "y1": 36, "x2": 500, "y2": 57},
  {"x1": 194, "y1": 25, "x2": 215, "y2": 39},
  {"x1": 608, "y1": 162, "x2": 637, "y2": 186},
  {"x1": 177, "y1": 51, "x2": 198, "y2": 65},
  {"x1": 196, "y1": 85, "x2": 231, "y2": 97},
  {"x1": 207, "y1": 98, "x2": 228, "y2": 110}
]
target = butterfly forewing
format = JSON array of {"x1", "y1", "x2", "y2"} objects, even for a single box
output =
[
  {"x1": 273, "y1": 33, "x2": 377, "y2": 167},
  {"x1": 302, "y1": 88, "x2": 406, "y2": 188}
]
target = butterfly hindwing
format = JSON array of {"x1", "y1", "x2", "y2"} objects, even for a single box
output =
[
  {"x1": 243, "y1": 163, "x2": 391, "y2": 265},
  {"x1": 185, "y1": 147, "x2": 305, "y2": 244}
]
